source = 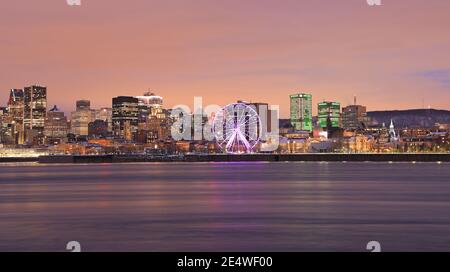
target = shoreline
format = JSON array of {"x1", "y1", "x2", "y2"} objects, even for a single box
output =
[{"x1": 1, "y1": 153, "x2": 449, "y2": 164}]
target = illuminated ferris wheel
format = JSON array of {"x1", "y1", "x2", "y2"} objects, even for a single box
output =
[{"x1": 212, "y1": 103, "x2": 262, "y2": 153}]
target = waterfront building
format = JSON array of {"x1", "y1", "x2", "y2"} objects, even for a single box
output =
[
  {"x1": 309, "y1": 140, "x2": 336, "y2": 153},
  {"x1": 0, "y1": 147, "x2": 49, "y2": 158},
  {"x1": 23, "y1": 85, "x2": 47, "y2": 146},
  {"x1": 290, "y1": 93, "x2": 313, "y2": 132},
  {"x1": 44, "y1": 105, "x2": 69, "y2": 145},
  {"x1": 278, "y1": 130, "x2": 312, "y2": 153},
  {"x1": 318, "y1": 101, "x2": 341, "y2": 129},
  {"x1": 112, "y1": 96, "x2": 139, "y2": 142},
  {"x1": 395, "y1": 128, "x2": 449, "y2": 153},
  {"x1": 343, "y1": 134, "x2": 375, "y2": 153}
]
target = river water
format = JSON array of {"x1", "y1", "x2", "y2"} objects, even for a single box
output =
[{"x1": 0, "y1": 162, "x2": 449, "y2": 252}]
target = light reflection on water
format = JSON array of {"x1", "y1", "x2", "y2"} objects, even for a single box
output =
[{"x1": 0, "y1": 162, "x2": 449, "y2": 252}]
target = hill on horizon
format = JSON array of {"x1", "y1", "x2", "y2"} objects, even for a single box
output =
[
  {"x1": 367, "y1": 109, "x2": 450, "y2": 128},
  {"x1": 279, "y1": 109, "x2": 450, "y2": 129}
]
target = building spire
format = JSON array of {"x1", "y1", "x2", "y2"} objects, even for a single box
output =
[{"x1": 389, "y1": 119, "x2": 397, "y2": 140}]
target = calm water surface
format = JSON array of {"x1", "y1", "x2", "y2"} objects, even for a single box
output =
[{"x1": 0, "y1": 162, "x2": 449, "y2": 252}]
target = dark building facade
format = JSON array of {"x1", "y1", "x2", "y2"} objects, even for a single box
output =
[
  {"x1": 88, "y1": 119, "x2": 111, "y2": 139},
  {"x1": 23, "y1": 85, "x2": 47, "y2": 145},
  {"x1": 342, "y1": 105, "x2": 369, "y2": 131},
  {"x1": 76, "y1": 100, "x2": 91, "y2": 111},
  {"x1": 44, "y1": 105, "x2": 69, "y2": 145}
]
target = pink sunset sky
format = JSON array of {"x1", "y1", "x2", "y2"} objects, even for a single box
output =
[{"x1": 0, "y1": 0, "x2": 449, "y2": 117}]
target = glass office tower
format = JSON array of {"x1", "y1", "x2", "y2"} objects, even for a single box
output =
[{"x1": 290, "y1": 93, "x2": 312, "y2": 132}]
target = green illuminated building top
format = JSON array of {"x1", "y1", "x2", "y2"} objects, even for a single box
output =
[
  {"x1": 290, "y1": 93, "x2": 312, "y2": 132},
  {"x1": 318, "y1": 101, "x2": 341, "y2": 128}
]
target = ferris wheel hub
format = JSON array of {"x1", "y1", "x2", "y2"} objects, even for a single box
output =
[{"x1": 212, "y1": 103, "x2": 262, "y2": 154}]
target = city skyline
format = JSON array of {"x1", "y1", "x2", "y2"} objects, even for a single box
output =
[
  {"x1": 1, "y1": 84, "x2": 449, "y2": 119},
  {"x1": 1, "y1": 1, "x2": 449, "y2": 117}
]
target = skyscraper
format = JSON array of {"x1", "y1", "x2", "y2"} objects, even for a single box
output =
[
  {"x1": 135, "y1": 92, "x2": 165, "y2": 143},
  {"x1": 237, "y1": 100, "x2": 275, "y2": 138},
  {"x1": 318, "y1": 101, "x2": 341, "y2": 129},
  {"x1": 71, "y1": 100, "x2": 96, "y2": 136},
  {"x1": 342, "y1": 98, "x2": 369, "y2": 130},
  {"x1": 23, "y1": 85, "x2": 47, "y2": 145},
  {"x1": 95, "y1": 107, "x2": 113, "y2": 132},
  {"x1": 112, "y1": 96, "x2": 139, "y2": 142},
  {"x1": 147, "y1": 108, "x2": 172, "y2": 143},
  {"x1": 0, "y1": 107, "x2": 10, "y2": 145},
  {"x1": 290, "y1": 93, "x2": 312, "y2": 132},
  {"x1": 44, "y1": 105, "x2": 69, "y2": 144},
  {"x1": 7, "y1": 89, "x2": 25, "y2": 145}
]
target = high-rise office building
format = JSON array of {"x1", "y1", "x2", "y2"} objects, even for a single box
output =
[
  {"x1": 136, "y1": 92, "x2": 163, "y2": 127},
  {"x1": 237, "y1": 100, "x2": 275, "y2": 137},
  {"x1": 135, "y1": 92, "x2": 165, "y2": 143},
  {"x1": 7, "y1": 89, "x2": 25, "y2": 145},
  {"x1": 290, "y1": 93, "x2": 313, "y2": 132},
  {"x1": 71, "y1": 100, "x2": 97, "y2": 136},
  {"x1": 147, "y1": 108, "x2": 172, "y2": 143},
  {"x1": 342, "y1": 98, "x2": 369, "y2": 130},
  {"x1": 71, "y1": 100, "x2": 112, "y2": 137},
  {"x1": 318, "y1": 101, "x2": 341, "y2": 129},
  {"x1": 44, "y1": 105, "x2": 69, "y2": 144},
  {"x1": 112, "y1": 96, "x2": 139, "y2": 142},
  {"x1": 23, "y1": 85, "x2": 47, "y2": 145},
  {"x1": 0, "y1": 107, "x2": 10, "y2": 145},
  {"x1": 95, "y1": 107, "x2": 113, "y2": 132}
]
